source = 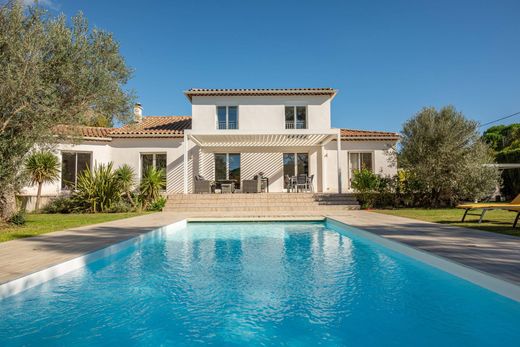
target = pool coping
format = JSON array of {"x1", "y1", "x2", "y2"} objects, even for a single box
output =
[{"x1": 1, "y1": 212, "x2": 519, "y2": 302}]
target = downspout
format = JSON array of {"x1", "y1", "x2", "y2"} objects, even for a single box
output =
[
  {"x1": 336, "y1": 132, "x2": 342, "y2": 193},
  {"x1": 183, "y1": 133, "x2": 189, "y2": 194}
]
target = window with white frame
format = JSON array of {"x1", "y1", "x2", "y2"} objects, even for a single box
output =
[
  {"x1": 141, "y1": 153, "x2": 167, "y2": 184},
  {"x1": 348, "y1": 152, "x2": 373, "y2": 186},
  {"x1": 216, "y1": 106, "x2": 238, "y2": 129},
  {"x1": 61, "y1": 151, "x2": 92, "y2": 190},
  {"x1": 285, "y1": 106, "x2": 307, "y2": 129}
]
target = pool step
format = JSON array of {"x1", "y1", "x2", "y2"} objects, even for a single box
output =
[{"x1": 163, "y1": 193, "x2": 360, "y2": 214}]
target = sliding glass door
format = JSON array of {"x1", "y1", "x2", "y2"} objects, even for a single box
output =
[
  {"x1": 215, "y1": 153, "x2": 241, "y2": 187},
  {"x1": 283, "y1": 153, "x2": 308, "y2": 188}
]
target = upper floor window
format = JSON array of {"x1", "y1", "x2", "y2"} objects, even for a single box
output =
[
  {"x1": 61, "y1": 151, "x2": 92, "y2": 190},
  {"x1": 285, "y1": 106, "x2": 307, "y2": 129},
  {"x1": 217, "y1": 106, "x2": 238, "y2": 129}
]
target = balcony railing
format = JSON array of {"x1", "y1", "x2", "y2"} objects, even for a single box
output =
[
  {"x1": 285, "y1": 121, "x2": 307, "y2": 129},
  {"x1": 218, "y1": 121, "x2": 238, "y2": 130}
]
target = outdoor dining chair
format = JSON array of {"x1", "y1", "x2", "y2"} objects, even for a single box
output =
[{"x1": 296, "y1": 174, "x2": 308, "y2": 192}]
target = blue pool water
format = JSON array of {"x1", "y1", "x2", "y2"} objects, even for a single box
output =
[{"x1": 1, "y1": 222, "x2": 519, "y2": 346}]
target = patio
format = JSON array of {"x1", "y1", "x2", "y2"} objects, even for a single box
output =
[{"x1": 183, "y1": 129, "x2": 344, "y2": 194}]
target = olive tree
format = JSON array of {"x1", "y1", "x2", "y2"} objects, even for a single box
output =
[
  {"x1": 0, "y1": 2, "x2": 134, "y2": 220},
  {"x1": 399, "y1": 106, "x2": 499, "y2": 207}
]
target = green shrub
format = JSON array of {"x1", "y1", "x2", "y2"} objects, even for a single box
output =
[
  {"x1": 351, "y1": 169, "x2": 380, "y2": 208},
  {"x1": 148, "y1": 196, "x2": 167, "y2": 211},
  {"x1": 43, "y1": 196, "x2": 78, "y2": 214},
  {"x1": 9, "y1": 211, "x2": 26, "y2": 225},
  {"x1": 107, "y1": 200, "x2": 134, "y2": 213},
  {"x1": 115, "y1": 164, "x2": 137, "y2": 208},
  {"x1": 496, "y1": 149, "x2": 520, "y2": 200},
  {"x1": 139, "y1": 167, "x2": 166, "y2": 210},
  {"x1": 73, "y1": 163, "x2": 122, "y2": 213}
]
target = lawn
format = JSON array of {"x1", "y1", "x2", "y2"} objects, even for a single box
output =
[
  {"x1": 0, "y1": 213, "x2": 148, "y2": 243},
  {"x1": 374, "y1": 208, "x2": 519, "y2": 237}
]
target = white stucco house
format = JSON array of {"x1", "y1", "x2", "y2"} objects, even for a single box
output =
[{"x1": 20, "y1": 88, "x2": 398, "y2": 204}]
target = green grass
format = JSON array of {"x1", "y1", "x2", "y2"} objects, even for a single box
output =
[
  {"x1": 374, "y1": 208, "x2": 519, "y2": 237},
  {"x1": 0, "y1": 213, "x2": 148, "y2": 243}
]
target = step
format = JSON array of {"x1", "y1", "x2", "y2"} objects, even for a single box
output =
[{"x1": 163, "y1": 205, "x2": 360, "y2": 212}]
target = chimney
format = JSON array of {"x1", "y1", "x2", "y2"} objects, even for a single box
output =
[{"x1": 133, "y1": 103, "x2": 143, "y2": 123}]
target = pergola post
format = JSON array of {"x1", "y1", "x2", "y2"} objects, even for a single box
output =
[
  {"x1": 321, "y1": 145, "x2": 327, "y2": 193},
  {"x1": 183, "y1": 133, "x2": 189, "y2": 194},
  {"x1": 336, "y1": 132, "x2": 342, "y2": 193}
]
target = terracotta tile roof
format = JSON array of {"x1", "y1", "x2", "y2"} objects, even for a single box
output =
[
  {"x1": 341, "y1": 128, "x2": 400, "y2": 141},
  {"x1": 184, "y1": 88, "x2": 337, "y2": 100},
  {"x1": 110, "y1": 116, "x2": 192, "y2": 138},
  {"x1": 54, "y1": 125, "x2": 113, "y2": 140}
]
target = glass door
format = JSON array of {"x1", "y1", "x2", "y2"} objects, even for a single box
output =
[
  {"x1": 283, "y1": 154, "x2": 295, "y2": 189},
  {"x1": 214, "y1": 153, "x2": 241, "y2": 188},
  {"x1": 283, "y1": 153, "x2": 309, "y2": 189}
]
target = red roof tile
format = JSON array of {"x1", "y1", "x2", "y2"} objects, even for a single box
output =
[
  {"x1": 54, "y1": 125, "x2": 113, "y2": 140},
  {"x1": 184, "y1": 88, "x2": 337, "y2": 100},
  {"x1": 341, "y1": 128, "x2": 399, "y2": 141},
  {"x1": 110, "y1": 116, "x2": 191, "y2": 137}
]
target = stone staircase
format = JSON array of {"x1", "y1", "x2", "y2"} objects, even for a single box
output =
[{"x1": 163, "y1": 193, "x2": 359, "y2": 217}]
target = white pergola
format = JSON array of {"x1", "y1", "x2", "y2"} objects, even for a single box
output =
[{"x1": 182, "y1": 129, "x2": 343, "y2": 194}]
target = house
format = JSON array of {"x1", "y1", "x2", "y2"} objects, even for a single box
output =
[{"x1": 20, "y1": 88, "x2": 398, "y2": 207}]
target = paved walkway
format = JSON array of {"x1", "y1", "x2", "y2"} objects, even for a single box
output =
[
  {"x1": 0, "y1": 213, "x2": 184, "y2": 285},
  {"x1": 1, "y1": 210, "x2": 519, "y2": 287},
  {"x1": 329, "y1": 211, "x2": 520, "y2": 285}
]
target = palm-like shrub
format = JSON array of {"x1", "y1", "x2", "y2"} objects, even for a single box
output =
[
  {"x1": 25, "y1": 151, "x2": 60, "y2": 211},
  {"x1": 139, "y1": 167, "x2": 166, "y2": 210},
  {"x1": 74, "y1": 163, "x2": 122, "y2": 213},
  {"x1": 115, "y1": 164, "x2": 137, "y2": 207}
]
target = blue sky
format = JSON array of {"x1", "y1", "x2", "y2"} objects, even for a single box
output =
[{"x1": 28, "y1": 1, "x2": 520, "y2": 131}]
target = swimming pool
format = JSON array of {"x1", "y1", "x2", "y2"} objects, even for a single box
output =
[{"x1": 0, "y1": 221, "x2": 519, "y2": 346}]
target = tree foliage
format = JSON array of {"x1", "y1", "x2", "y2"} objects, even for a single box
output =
[
  {"x1": 399, "y1": 106, "x2": 499, "y2": 207},
  {"x1": 0, "y1": 2, "x2": 134, "y2": 220},
  {"x1": 482, "y1": 123, "x2": 520, "y2": 199}
]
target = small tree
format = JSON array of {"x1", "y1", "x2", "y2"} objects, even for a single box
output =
[
  {"x1": 0, "y1": 2, "x2": 134, "y2": 220},
  {"x1": 115, "y1": 164, "x2": 137, "y2": 208},
  {"x1": 25, "y1": 151, "x2": 60, "y2": 211},
  {"x1": 399, "y1": 106, "x2": 500, "y2": 207}
]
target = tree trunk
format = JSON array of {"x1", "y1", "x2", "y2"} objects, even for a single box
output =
[
  {"x1": 35, "y1": 182, "x2": 43, "y2": 211},
  {"x1": 126, "y1": 191, "x2": 136, "y2": 208},
  {"x1": 0, "y1": 187, "x2": 17, "y2": 221}
]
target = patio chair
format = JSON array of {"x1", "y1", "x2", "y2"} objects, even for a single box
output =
[
  {"x1": 296, "y1": 174, "x2": 308, "y2": 192},
  {"x1": 284, "y1": 175, "x2": 295, "y2": 193},
  {"x1": 307, "y1": 174, "x2": 314, "y2": 193},
  {"x1": 456, "y1": 193, "x2": 520, "y2": 226},
  {"x1": 242, "y1": 178, "x2": 262, "y2": 193},
  {"x1": 194, "y1": 175, "x2": 215, "y2": 194}
]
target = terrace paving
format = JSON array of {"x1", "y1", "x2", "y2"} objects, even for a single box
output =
[
  {"x1": 0, "y1": 210, "x2": 519, "y2": 290},
  {"x1": 329, "y1": 211, "x2": 520, "y2": 285}
]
